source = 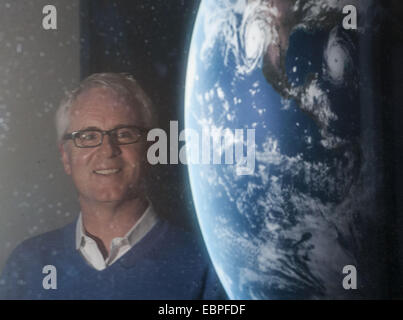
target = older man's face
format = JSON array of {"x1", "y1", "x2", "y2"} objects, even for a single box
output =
[{"x1": 60, "y1": 87, "x2": 148, "y2": 204}]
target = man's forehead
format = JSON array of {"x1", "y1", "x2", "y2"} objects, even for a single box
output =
[
  {"x1": 71, "y1": 87, "x2": 137, "y2": 115},
  {"x1": 68, "y1": 87, "x2": 142, "y2": 128},
  {"x1": 74, "y1": 87, "x2": 129, "y2": 107}
]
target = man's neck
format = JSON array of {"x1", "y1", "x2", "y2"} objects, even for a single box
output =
[{"x1": 79, "y1": 196, "x2": 149, "y2": 256}]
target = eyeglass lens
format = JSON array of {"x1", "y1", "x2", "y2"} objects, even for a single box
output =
[{"x1": 75, "y1": 127, "x2": 141, "y2": 147}]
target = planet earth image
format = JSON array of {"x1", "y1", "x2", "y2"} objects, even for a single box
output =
[{"x1": 185, "y1": 0, "x2": 387, "y2": 299}]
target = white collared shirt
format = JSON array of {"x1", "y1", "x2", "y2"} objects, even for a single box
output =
[{"x1": 75, "y1": 204, "x2": 158, "y2": 271}]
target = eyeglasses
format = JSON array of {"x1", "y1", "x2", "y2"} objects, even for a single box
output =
[{"x1": 63, "y1": 125, "x2": 147, "y2": 148}]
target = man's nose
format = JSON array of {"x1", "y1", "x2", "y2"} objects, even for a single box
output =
[{"x1": 98, "y1": 134, "x2": 121, "y2": 157}]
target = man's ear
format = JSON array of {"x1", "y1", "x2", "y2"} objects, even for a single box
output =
[{"x1": 59, "y1": 143, "x2": 72, "y2": 175}]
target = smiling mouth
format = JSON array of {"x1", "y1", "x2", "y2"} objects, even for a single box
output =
[{"x1": 93, "y1": 168, "x2": 122, "y2": 175}]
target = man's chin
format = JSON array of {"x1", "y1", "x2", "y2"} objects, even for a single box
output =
[{"x1": 79, "y1": 190, "x2": 142, "y2": 205}]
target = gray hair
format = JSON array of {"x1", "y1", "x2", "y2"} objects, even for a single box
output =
[{"x1": 55, "y1": 72, "x2": 157, "y2": 143}]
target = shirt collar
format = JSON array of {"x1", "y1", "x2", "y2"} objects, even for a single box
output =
[{"x1": 75, "y1": 202, "x2": 158, "y2": 250}]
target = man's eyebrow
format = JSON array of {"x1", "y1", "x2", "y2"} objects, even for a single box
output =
[
  {"x1": 113, "y1": 124, "x2": 138, "y2": 129},
  {"x1": 79, "y1": 126, "x2": 101, "y2": 131},
  {"x1": 78, "y1": 124, "x2": 137, "y2": 131}
]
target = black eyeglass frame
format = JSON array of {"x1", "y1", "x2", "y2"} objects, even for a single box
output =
[{"x1": 62, "y1": 125, "x2": 148, "y2": 148}]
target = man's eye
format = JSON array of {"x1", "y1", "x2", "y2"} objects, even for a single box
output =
[
  {"x1": 80, "y1": 132, "x2": 98, "y2": 140},
  {"x1": 118, "y1": 130, "x2": 133, "y2": 138}
]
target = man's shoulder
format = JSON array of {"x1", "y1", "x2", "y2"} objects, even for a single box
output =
[
  {"x1": 149, "y1": 219, "x2": 208, "y2": 256},
  {"x1": 0, "y1": 222, "x2": 76, "y2": 299},
  {"x1": 138, "y1": 219, "x2": 227, "y2": 299},
  {"x1": 8, "y1": 221, "x2": 75, "y2": 261},
  {"x1": 123, "y1": 218, "x2": 211, "y2": 269}
]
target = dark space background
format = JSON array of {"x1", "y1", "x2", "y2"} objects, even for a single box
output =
[
  {"x1": 376, "y1": 1, "x2": 403, "y2": 298},
  {"x1": 79, "y1": 0, "x2": 202, "y2": 232}
]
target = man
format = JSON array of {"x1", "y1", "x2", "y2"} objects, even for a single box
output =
[{"x1": 0, "y1": 73, "x2": 226, "y2": 299}]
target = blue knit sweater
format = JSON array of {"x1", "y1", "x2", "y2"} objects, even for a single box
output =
[{"x1": 0, "y1": 219, "x2": 226, "y2": 300}]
